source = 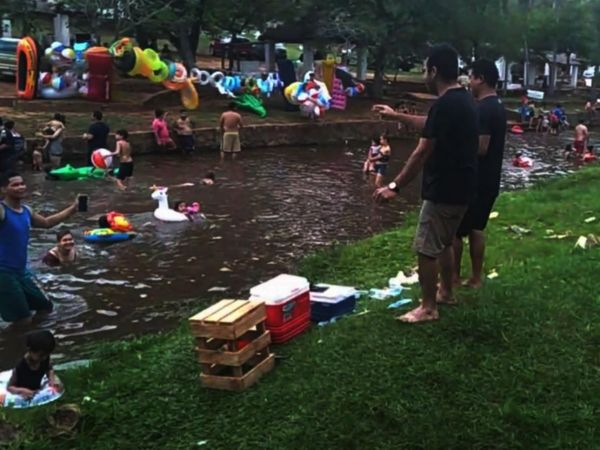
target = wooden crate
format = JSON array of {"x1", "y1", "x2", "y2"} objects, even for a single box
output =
[{"x1": 189, "y1": 299, "x2": 275, "y2": 391}]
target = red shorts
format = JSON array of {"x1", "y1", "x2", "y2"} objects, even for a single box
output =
[{"x1": 574, "y1": 140, "x2": 585, "y2": 153}]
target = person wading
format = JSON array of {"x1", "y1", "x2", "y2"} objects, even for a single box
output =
[
  {"x1": 372, "y1": 44, "x2": 478, "y2": 323},
  {"x1": 0, "y1": 173, "x2": 79, "y2": 326}
]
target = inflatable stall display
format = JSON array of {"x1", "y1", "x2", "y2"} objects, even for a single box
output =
[
  {"x1": 284, "y1": 73, "x2": 332, "y2": 118},
  {"x1": 0, "y1": 370, "x2": 63, "y2": 409},
  {"x1": 109, "y1": 38, "x2": 198, "y2": 110},
  {"x1": 15, "y1": 37, "x2": 113, "y2": 101}
]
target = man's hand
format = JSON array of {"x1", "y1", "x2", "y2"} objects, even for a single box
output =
[
  {"x1": 373, "y1": 187, "x2": 398, "y2": 203},
  {"x1": 21, "y1": 388, "x2": 35, "y2": 400},
  {"x1": 372, "y1": 104, "x2": 395, "y2": 117}
]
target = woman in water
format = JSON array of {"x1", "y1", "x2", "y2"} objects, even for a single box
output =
[{"x1": 42, "y1": 229, "x2": 77, "y2": 267}]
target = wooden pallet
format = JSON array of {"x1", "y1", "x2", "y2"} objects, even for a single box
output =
[{"x1": 189, "y1": 299, "x2": 275, "y2": 391}]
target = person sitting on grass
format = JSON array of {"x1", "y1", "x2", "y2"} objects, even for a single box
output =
[
  {"x1": 42, "y1": 229, "x2": 77, "y2": 267},
  {"x1": 7, "y1": 330, "x2": 60, "y2": 400},
  {"x1": 152, "y1": 109, "x2": 176, "y2": 151}
]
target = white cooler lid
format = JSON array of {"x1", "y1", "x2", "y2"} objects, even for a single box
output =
[
  {"x1": 249, "y1": 274, "x2": 310, "y2": 305},
  {"x1": 310, "y1": 284, "x2": 358, "y2": 304}
]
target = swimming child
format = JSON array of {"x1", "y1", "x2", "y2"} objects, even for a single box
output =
[
  {"x1": 32, "y1": 142, "x2": 43, "y2": 171},
  {"x1": 564, "y1": 144, "x2": 574, "y2": 160},
  {"x1": 202, "y1": 172, "x2": 215, "y2": 186},
  {"x1": 7, "y1": 330, "x2": 59, "y2": 400},
  {"x1": 369, "y1": 134, "x2": 391, "y2": 187},
  {"x1": 363, "y1": 135, "x2": 381, "y2": 174}
]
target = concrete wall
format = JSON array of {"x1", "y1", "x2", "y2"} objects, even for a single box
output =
[{"x1": 28, "y1": 119, "x2": 414, "y2": 163}]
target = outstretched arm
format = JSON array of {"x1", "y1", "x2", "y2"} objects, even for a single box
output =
[
  {"x1": 372, "y1": 104, "x2": 427, "y2": 130},
  {"x1": 31, "y1": 199, "x2": 77, "y2": 229}
]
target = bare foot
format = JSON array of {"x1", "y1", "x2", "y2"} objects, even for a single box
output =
[
  {"x1": 462, "y1": 278, "x2": 483, "y2": 289},
  {"x1": 396, "y1": 305, "x2": 439, "y2": 323}
]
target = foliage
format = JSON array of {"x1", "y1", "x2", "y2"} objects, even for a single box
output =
[{"x1": 5, "y1": 167, "x2": 600, "y2": 449}]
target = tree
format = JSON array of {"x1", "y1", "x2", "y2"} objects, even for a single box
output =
[{"x1": 0, "y1": 0, "x2": 39, "y2": 36}]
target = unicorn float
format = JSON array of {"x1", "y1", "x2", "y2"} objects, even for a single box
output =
[{"x1": 151, "y1": 187, "x2": 204, "y2": 222}]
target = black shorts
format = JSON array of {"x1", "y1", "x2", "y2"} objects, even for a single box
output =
[
  {"x1": 117, "y1": 162, "x2": 134, "y2": 180},
  {"x1": 179, "y1": 135, "x2": 195, "y2": 151},
  {"x1": 456, "y1": 192, "x2": 498, "y2": 237},
  {"x1": 374, "y1": 164, "x2": 387, "y2": 175}
]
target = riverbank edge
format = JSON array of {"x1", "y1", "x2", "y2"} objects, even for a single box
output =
[
  {"x1": 26, "y1": 119, "x2": 415, "y2": 163},
  {"x1": 4, "y1": 166, "x2": 600, "y2": 449}
]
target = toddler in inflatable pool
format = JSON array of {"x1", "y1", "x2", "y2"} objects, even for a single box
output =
[{"x1": 4, "y1": 331, "x2": 62, "y2": 404}]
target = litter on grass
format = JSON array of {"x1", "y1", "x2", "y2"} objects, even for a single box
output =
[
  {"x1": 387, "y1": 299, "x2": 412, "y2": 309},
  {"x1": 489, "y1": 211, "x2": 499, "y2": 219},
  {"x1": 487, "y1": 269, "x2": 499, "y2": 279},
  {"x1": 508, "y1": 225, "x2": 531, "y2": 236},
  {"x1": 584, "y1": 217, "x2": 596, "y2": 223}
]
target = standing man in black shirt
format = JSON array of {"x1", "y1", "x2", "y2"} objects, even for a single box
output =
[
  {"x1": 454, "y1": 59, "x2": 506, "y2": 289},
  {"x1": 373, "y1": 44, "x2": 478, "y2": 323},
  {"x1": 0, "y1": 120, "x2": 17, "y2": 176},
  {"x1": 82, "y1": 111, "x2": 110, "y2": 165}
]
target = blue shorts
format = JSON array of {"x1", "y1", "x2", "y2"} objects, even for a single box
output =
[{"x1": 374, "y1": 164, "x2": 387, "y2": 175}]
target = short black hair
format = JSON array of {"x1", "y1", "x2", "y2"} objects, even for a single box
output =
[
  {"x1": 93, "y1": 110, "x2": 103, "y2": 121},
  {"x1": 556, "y1": 104, "x2": 562, "y2": 108},
  {"x1": 98, "y1": 215, "x2": 110, "y2": 228},
  {"x1": 426, "y1": 44, "x2": 458, "y2": 82},
  {"x1": 116, "y1": 129, "x2": 128, "y2": 139},
  {"x1": 578, "y1": 118, "x2": 585, "y2": 124},
  {"x1": 372, "y1": 134, "x2": 380, "y2": 143},
  {"x1": 564, "y1": 144, "x2": 572, "y2": 151},
  {"x1": 173, "y1": 201, "x2": 185, "y2": 210},
  {"x1": 1, "y1": 172, "x2": 21, "y2": 187},
  {"x1": 587, "y1": 145, "x2": 594, "y2": 151},
  {"x1": 180, "y1": 109, "x2": 187, "y2": 114},
  {"x1": 204, "y1": 172, "x2": 215, "y2": 180},
  {"x1": 228, "y1": 102, "x2": 237, "y2": 110},
  {"x1": 53, "y1": 113, "x2": 66, "y2": 124},
  {"x1": 155, "y1": 109, "x2": 164, "y2": 118},
  {"x1": 26, "y1": 330, "x2": 56, "y2": 354},
  {"x1": 471, "y1": 59, "x2": 499, "y2": 87},
  {"x1": 56, "y1": 229, "x2": 73, "y2": 242},
  {"x1": 4, "y1": 120, "x2": 14, "y2": 130}
]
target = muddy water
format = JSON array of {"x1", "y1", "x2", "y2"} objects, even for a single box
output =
[{"x1": 0, "y1": 133, "x2": 583, "y2": 368}]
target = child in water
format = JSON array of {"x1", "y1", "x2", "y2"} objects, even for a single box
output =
[
  {"x1": 31, "y1": 142, "x2": 43, "y2": 171},
  {"x1": 363, "y1": 135, "x2": 381, "y2": 174},
  {"x1": 370, "y1": 134, "x2": 391, "y2": 187},
  {"x1": 202, "y1": 172, "x2": 215, "y2": 186},
  {"x1": 7, "y1": 331, "x2": 60, "y2": 399}
]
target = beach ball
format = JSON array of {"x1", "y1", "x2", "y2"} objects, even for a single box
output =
[{"x1": 91, "y1": 148, "x2": 112, "y2": 169}]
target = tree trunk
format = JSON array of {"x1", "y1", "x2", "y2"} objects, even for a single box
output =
[
  {"x1": 177, "y1": 28, "x2": 196, "y2": 68},
  {"x1": 372, "y1": 45, "x2": 387, "y2": 98},
  {"x1": 548, "y1": 45, "x2": 558, "y2": 95},
  {"x1": 503, "y1": 58, "x2": 509, "y2": 95}
]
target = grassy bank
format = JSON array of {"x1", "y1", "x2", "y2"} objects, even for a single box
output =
[{"x1": 3, "y1": 168, "x2": 600, "y2": 449}]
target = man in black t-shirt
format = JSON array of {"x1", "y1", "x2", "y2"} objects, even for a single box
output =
[
  {"x1": 454, "y1": 59, "x2": 506, "y2": 289},
  {"x1": 83, "y1": 110, "x2": 110, "y2": 165},
  {"x1": 0, "y1": 120, "x2": 17, "y2": 176},
  {"x1": 373, "y1": 44, "x2": 478, "y2": 323}
]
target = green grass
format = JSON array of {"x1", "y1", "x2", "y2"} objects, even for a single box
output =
[{"x1": 3, "y1": 168, "x2": 600, "y2": 449}]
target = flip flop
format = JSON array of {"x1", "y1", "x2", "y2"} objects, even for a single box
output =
[{"x1": 396, "y1": 306, "x2": 439, "y2": 323}]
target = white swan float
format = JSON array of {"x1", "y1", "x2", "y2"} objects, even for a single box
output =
[{"x1": 151, "y1": 187, "x2": 190, "y2": 222}]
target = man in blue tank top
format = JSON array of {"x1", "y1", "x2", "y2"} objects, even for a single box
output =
[{"x1": 0, "y1": 173, "x2": 78, "y2": 325}]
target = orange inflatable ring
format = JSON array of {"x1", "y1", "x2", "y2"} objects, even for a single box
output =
[{"x1": 16, "y1": 37, "x2": 39, "y2": 100}]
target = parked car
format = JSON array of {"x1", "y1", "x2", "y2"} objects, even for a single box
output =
[
  {"x1": 210, "y1": 36, "x2": 286, "y2": 61},
  {"x1": 0, "y1": 37, "x2": 19, "y2": 79}
]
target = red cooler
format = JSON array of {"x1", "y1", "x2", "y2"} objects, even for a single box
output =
[{"x1": 249, "y1": 274, "x2": 311, "y2": 344}]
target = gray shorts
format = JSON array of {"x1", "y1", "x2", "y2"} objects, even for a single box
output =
[{"x1": 413, "y1": 200, "x2": 467, "y2": 258}]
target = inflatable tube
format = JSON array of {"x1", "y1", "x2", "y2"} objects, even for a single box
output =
[
  {"x1": 209, "y1": 71, "x2": 225, "y2": 87},
  {"x1": 48, "y1": 164, "x2": 110, "y2": 181},
  {"x1": 512, "y1": 156, "x2": 533, "y2": 168},
  {"x1": 194, "y1": 69, "x2": 211, "y2": 85},
  {"x1": 0, "y1": 370, "x2": 63, "y2": 409},
  {"x1": 511, "y1": 125, "x2": 524, "y2": 135},
  {"x1": 84, "y1": 228, "x2": 136, "y2": 243},
  {"x1": 16, "y1": 37, "x2": 39, "y2": 100}
]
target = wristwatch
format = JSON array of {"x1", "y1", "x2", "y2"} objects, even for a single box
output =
[{"x1": 388, "y1": 182, "x2": 400, "y2": 193}]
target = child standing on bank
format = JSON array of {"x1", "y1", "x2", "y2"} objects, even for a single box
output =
[{"x1": 7, "y1": 330, "x2": 59, "y2": 399}]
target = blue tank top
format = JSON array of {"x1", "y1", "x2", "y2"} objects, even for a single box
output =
[{"x1": 0, "y1": 203, "x2": 31, "y2": 274}]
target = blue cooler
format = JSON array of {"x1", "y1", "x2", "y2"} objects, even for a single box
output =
[{"x1": 310, "y1": 284, "x2": 359, "y2": 322}]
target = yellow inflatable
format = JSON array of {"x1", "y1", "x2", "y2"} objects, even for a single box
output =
[{"x1": 109, "y1": 38, "x2": 199, "y2": 110}]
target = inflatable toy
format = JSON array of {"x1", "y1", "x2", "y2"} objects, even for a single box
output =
[
  {"x1": 109, "y1": 38, "x2": 199, "y2": 110},
  {"x1": 84, "y1": 228, "x2": 136, "y2": 243},
  {"x1": 91, "y1": 148, "x2": 113, "y2": 169},
  {"x1": 511, "y1": 125, "x2": 524, "y2": 134},
  {"x1": 48, "y1": 164, "x2": 110, "y2": 181},
  {"x1": 186, "y1": 202, "x2": 201, "y2": 215},
  {"x1": 16, "y1": 37, "x2": 39, "y2": 100},
  {"x1": 151, "y1": 187, "x2": 191, "y2": 222},
  {"x1": 512, "y1": 155, "x2": 533, "y2": 168},
  {"x1": 234, "y1": 93, "x2": 267, "y2": 118},
  {"x1": 0, "y1": 370, "x2": 63, "y2": 409},
  {"x1": 285, "y1": 79, "x2": 331, "y2": 118},
  {"x1": 106, "y1": 211, "x2": 133, "y2": 232}
]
